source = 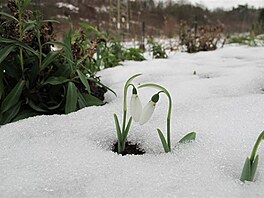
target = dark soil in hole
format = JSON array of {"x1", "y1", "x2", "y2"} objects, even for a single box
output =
[{"x1": 112, "y1": 142, "x2": 145, "y2": 156}]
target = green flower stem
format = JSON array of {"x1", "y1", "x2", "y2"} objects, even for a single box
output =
[
  {"x1": 115, "y1": 74, "x2": 141, "y2": 153},
  {"x1": 139, "y1": 83, "x2": 172, "y2": 151},
  {"x1": 250, "y1": 130, "x2": 264, "y2": 162}
]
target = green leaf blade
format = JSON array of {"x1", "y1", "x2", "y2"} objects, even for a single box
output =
[
  {"x1": 43, "y1": 76, "x2": 70, "y2": 85},
  {"x1": 157, "y1": 129, "x2": 170, "y2": 153},
  {"x1": 0, "y1": 102, "x2": 22, "y2": 125},
  {"x1": 65, "y1": 82, "x2": 78, "y2": 114},
  {"x1": 0, "y1": 80, "x2": 25, "y2": 113},
  {"x1": 240, "y1": 157, "x2": 252, "y2": 182},
  {"x1": 114, "y1": 114, "x2": 123, "y2": 153},
  {"x1": 41, "y1": 51, "x2": 60, "y2": 71},
  {"x1": 77, "y1": 70, "x2": 91, "y2": 93},
  {"x1": 81, "y1": 94, "x2": 104, "y2": 107},
  {"x1": 122, "y1": 116, "x2": 132, "y2": 143},
  {"x1": 179, "y1": 132, "x2": 197, "y2": 144},
  {"x1": 0, "y1": 45, "x2": 16, "y2": 65},
  {"x1": 0, "y1": 12, "x2": 19, "y2": 22},
  {"x1": 21, "y1": 0, "x2": 32, "y2": 13}
]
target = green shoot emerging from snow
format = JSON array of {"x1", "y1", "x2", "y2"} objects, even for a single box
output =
[
  {"x1": 240, "y1": 130, "x2": 264, "y2": 182},
  {"x1": 113, "y1": 74, "x2": 141, "y2": 154}
]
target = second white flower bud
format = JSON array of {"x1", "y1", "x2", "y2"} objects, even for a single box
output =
[
  {"x1": 130, "y1": 87, "x2": 142, "y2": 122},
  {"x1": 139, "y1": 93, "x2": 159, "y2": 125}
]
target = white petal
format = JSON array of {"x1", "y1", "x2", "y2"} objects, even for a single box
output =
[
  {"x1": 139, "y1": 101, "x2": 156, "y2": 125},
  {"x1": 130, "y1": 94, "x2": 142, "y2": 122}
]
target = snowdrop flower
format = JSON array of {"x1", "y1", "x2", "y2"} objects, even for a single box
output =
[
  {"x1": 130, "y1": 87, "x2": 142, "y2": 122},
  {"x1": 139, "y1": 93, "x2": 159, "y2": 125}
]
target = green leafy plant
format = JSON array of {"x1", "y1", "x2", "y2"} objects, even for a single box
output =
[
  {"x1": 97, "y1": 40, "x2": 145, "y2": 69},
  {"x1": 228, "y1": 34, "x2": 257, "y2": 46},
  {"x1": 149, "y1": 41, "x2": 168, "y2": 59},
  {"x1": 0, "y1": 0, "x2": 113, "y2": 125},
  {"x1": 240, "y1": 131, "x2": 264, "y2": 182},
  {"x1": 113, "y1": 74, "x2": 196, "y2": 154},
  {"x1": 123, "y1": 48, "x2": 145, "y2": 61}
]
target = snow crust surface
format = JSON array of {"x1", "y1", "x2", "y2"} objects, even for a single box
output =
[{"x1": 1, "y1": 45, "x2": 264, "y2": 197}]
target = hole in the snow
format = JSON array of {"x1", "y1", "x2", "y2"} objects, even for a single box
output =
[{"x1": 112, "y1": 141, "x2": 145, "y2": 156}]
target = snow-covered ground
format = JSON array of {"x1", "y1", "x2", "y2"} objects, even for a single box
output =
[{"x1": 1, "y1": 45, "x2": 264, "y2": 197}]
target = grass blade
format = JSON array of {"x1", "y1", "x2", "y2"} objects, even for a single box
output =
[
  {"x1": 0, "y1": 12, "x2": 19, "y2": 22},
  {"x1": 157, "y1": 128, "x2": 170, "y2": 153},
  {"x1": 88, "y1": 77, "x2": 117, "y2": 96},
  {"x1": 0, "y1": 38, "x2": 38, "y2": 56},
  {"x1": 114, "y1": 114, "x2": 122, "y2": 146},
  {"x1": 0, "y1": 80, "x2": 25, "y2": 113},
  {"x1": 0, "y1": 45, "x2": 16, "y2": 64},
  {"x1": 65, "y1": 82, "x2": 78, "y2": 114},
  {"x1": 77, "y1": 91, "x2": 88, "y2": 108},
  {"x1": 41, "y1": 51, "x2": 60, "y2": 71},
  {"x1": 43, "y1": 76, "x2": 70, "y2": 85},
  {"x1": 81, "y1": 94, "x2": 104, "y2": 106},
  {"x1": 77, "y1": 69, "x2": 91, "y2": 93},
  {"x1": 21, "y1": 0, "x2": 32, "y2": 13},
  {"x1": 122, "y1": 116, "x2": 132, "y2": 143},
  {"x1": 1, "y1": 101, "x2": 22, "y2": 124},
  {"x1": 179, "y1": 132, "x2": 196, "y2": 144}
]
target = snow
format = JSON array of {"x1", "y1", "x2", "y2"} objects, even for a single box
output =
[
  {"x1": 56, "y1": 2, "x2": 79, "y2": 13},
  {"x1": 1, "y1": 45, "x2": 264, "y2": 197}
]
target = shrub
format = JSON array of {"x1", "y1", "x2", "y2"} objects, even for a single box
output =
[
  {"x1": 97, "y1": 40, "x2": 145, "y2": 68},
  {"x1": 179, "y1": 20, "x2": 225, "y2": 53},
  {"x1": 0, "y1": 0, "x2": 113, "y2": 125},
  {"x1": 148, "y1": 41, "x2": 168, "y2": 59},
  {"x1": 227, "y1": 34, "x2": 257, "y2": 46},
  {"x1": 123, "y1": 48, "x2": 145, "y2": 61}
]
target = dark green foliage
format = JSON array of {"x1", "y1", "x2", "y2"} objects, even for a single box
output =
[
  {"x1": 124, "y1": 48, "x2": 145, "y2": 61},
  {"x1": 0, "y1": 0, "x2": 111, "y2": 125},
  {"x1": 149, "y1": 41, "x2": 168, "y2": 59},
  {"x1": 227, "y1": 35, "x2": 257, "y2": 46},
  {"x1": 97, "y1": 40, "x2": 145, "y2": 68}
]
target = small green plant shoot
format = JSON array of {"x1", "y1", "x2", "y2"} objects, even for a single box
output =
[{"x1": 240, "y1": 130, "x2": 264, "y2": 182}]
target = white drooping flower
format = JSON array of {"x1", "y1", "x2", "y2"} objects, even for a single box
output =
[
  {"x1": 139, "y1": 93, "x2": 159, "y2": 125},
  {"x1": 130, "y1": 87, "x2": 142, "y2": 122}
]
